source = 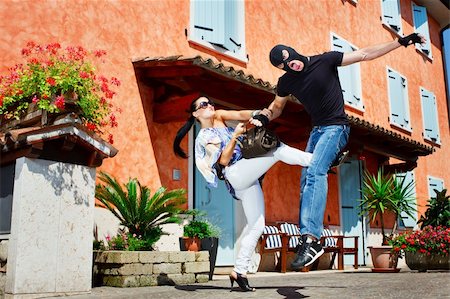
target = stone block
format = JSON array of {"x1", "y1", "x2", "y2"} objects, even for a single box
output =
[
  {"x1": 95, "y1": 251, "x2": 140, "y2": 264},
  {"x1": 101, "y1": 263, "x2": 153, "y2": 275},
  {"x1": 195, "y1": 251, "x2": 209, "y2": 262},
  {"x1": 169, "y1": 251, "x2": 195, "y2": 263},
  {"x1": 0, "y1": 241, "x2": 8, "y2": 262},
  {"x1": 139, "y1": 251, "x2": 169, "y2": 263},
  {"x1": 153, "y1": 263, "x2": 181, "y2": 274},
  {"x1": 184, "y1": 261, "x2": 210, "y2": 273},
  {"x1": 167, "y1": 274, "x2": 195, "y2": 285},
  {"x1": 196, "y1": 274, "x2": 209, "y2": 283},
  {"x1": 139, "y1": 275, "x2": 159, "y2": 286},
  {"x1": 102, "y1": 275, "x2": 140, "y2": 287}
]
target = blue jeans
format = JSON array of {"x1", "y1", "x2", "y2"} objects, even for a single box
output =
[{"x1": 299, "y1": 125, "x2": 350, "y2": 239}]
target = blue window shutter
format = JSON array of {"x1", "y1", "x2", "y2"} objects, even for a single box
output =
[
  {"x1": 351, "y1": 61, "x2": 362, "y2": 108},
  {"x1": 430, "y1": 92, "x2": 440, "y2": 143},
  {"x1": 422, "y1": 88, "x2": 433, "y2": 140},
  {"x1": 428, "y1": 177, "x2": 444, "y2": 199},
  {"x1": 397, "y1": 172, "x2": 417, "y2": 228},
  {"x1": 333, "y1": 36, "x2": 353, "y2": 105},
  {"x1": 223, "y1": 0, "x2": 242, "y2": 53},
  {"x1": 422, "y1": 89, "x2": 440, "y2": 143},
  {"x1": 382, "y1": 0, "x2": 402, "y2": 34},
  {"x1": 412, "y1": 4, "x2": 432, "y2": 56},
  {"x1": 400, "y1": 77, "x2": 410, "y2": 129},
  {"x1": 388, "y1": 69, "x2": 404, "y2": 126},
  {"x1": 192, "y1": 0, "x2": 225, "y2": 46}
]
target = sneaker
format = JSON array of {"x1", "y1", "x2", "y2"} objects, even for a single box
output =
[
  {"x1": 291, "y1": 236, "x2": 324, "y2": 270},
  {"x1": 330, "y1": 150, "x2": 349, "y2": 168}
]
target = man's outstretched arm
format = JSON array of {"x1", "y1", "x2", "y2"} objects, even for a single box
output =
[
  {"x1": 249, "y1": 95, "x2": 288, "y2": 126},
  {"x1": 341, "y1": 33, "x2": 425, "y2": 66}
]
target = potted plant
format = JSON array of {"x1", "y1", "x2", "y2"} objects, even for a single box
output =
[
  {"x1": 391, "y1": 189, "x2": 450, "y2": 272},
  {"x1": 181, "y1": 209, "x2": 220, "y2": 280},
  {"x1": 0, "y1": 41, "x2": 120, "y2": 143},
  {"x1": 95, "y1": 171, "x2": 186, "y2": 250},
  {"x1": 389, "y1": 225, "x2": 450, "y2": 272},
  {"x1": 359, "y1": 168, "x2": 417, "y2": 271},
  {"x1": 181, "y1": 209, "x2": 220, "y2": 251}
]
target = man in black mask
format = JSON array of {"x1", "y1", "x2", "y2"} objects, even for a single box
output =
[{"x1": 254, "y1": 33, "x2": 425, "y2": 271}]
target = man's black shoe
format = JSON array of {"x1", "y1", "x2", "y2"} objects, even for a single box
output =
[
  {"x1": 291, "y1": 236, "x2": 324, "y2": 270},
  {"x1": 330, "y1": 150, "x2": 349, "y2": 168}
]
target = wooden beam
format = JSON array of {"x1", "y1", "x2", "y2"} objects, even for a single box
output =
[{"x1": 153, "y1": 93, "x2": 201, "y2": 123}]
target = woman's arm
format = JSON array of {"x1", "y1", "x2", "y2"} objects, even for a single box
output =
[
  {"x1": 216, "y1": 109, "x2": 255, "y2": 122},
  {"x1": 218, "y1": 123, "x2": 245, "y2": 166}
]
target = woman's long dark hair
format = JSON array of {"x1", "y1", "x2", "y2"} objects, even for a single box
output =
[{"x1": 173, "y1": 98, "x2": 201, "y2": 159}]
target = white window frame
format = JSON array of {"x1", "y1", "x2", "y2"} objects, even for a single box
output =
[
  {"x1": 420, "y1": 87, "x2": 440, "y2": 145},
  {"x1": 386, "y1": 67, "x2": 411, "y2": 132},
  {"x1": 330, "y1": 33, "x2": 364, "y2": 112},
  {"x1": 411, "y1": 3, "x2": 433, "y2": 60},
  {"x1": 380, "y1": 0, "x2": 403, "y2": 37},
  {"x1": 189, "y1": 0, "x2": 247, "y2": 63}
]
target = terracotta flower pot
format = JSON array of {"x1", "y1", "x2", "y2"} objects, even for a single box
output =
[
  {"x1": 368, "y1": 246, "x2": 400, "y2": 272},
  {"x1": 183, "y1": 237, "x2": 201, "y2": 251}
]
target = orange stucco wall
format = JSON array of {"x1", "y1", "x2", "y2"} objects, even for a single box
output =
[{"x1": 1, "y1": 0, "x2": 448, "y2": 228}]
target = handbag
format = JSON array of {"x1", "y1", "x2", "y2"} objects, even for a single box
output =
[{"x1": 238, "y1": 126, "x2": 280, "y2": 159}]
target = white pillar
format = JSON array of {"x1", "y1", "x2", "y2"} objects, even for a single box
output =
[{"x1": 5, "y1": 157, "x2": 95, "y2": 298}]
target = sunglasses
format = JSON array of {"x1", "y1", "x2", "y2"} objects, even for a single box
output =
[{"x1": 195, "y1": 100, "x2": 215, "y2": 111}]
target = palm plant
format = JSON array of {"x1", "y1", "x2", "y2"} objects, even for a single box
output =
[
  {"x1": 359, "y1": 168, "x2": 396, "y2": 245},
  {"x1": 95, "y1": 171, "x2": 186, "y2": 247},
  {"x1": 391, "y1": 173, "x2": 418, "y2": 232}
]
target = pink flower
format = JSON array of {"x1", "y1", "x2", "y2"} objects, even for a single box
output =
[{"x1": 32, "y1": 95, "x2": 38, "y2": 103}]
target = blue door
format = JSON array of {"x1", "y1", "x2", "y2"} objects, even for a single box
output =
[
  {"x1": 194, "y1": 124, "x2": 235, "y2": 266},
  {"x1": 338, "y1": 158, "x2": 366, "y2": 265}
]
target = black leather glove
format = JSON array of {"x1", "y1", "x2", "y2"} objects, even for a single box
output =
[
  {"x1": 252, "y1": 114, "x2": 269, "y2": 126},
  {"x1": 398, "y1": 33, "x2": 422, "y2": 47}
]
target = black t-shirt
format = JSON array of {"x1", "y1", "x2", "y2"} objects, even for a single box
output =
[{"x1": 276, "y1": 51, "x2": 349, "y2": 126}]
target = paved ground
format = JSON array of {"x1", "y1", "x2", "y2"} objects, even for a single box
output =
[{"x1": 54, "y1": 267, "x2": 450, "y2": 299}]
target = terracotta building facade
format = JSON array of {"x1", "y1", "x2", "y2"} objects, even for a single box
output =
[{"x1": 0, "y1": 0, "x2": 448, "y2": 267}]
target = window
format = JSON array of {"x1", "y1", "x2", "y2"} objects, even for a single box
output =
[
  {"x1": 189, "y1": 0, "x2": 247, "y2": 62},
  {"x1": 427, "y1": 176, "x2": 444, "y2": 199},
  {"x1": 412, "y1": 3, "x2": 432, "y2": 59},
  {"x1": 420, "y1": 87, "x2": 440, "y2": 144},
  {"x1": 395, "y1": 171, "x2": 417, "y2": 228},
  {"x1": 381, "y1": 0, "x2": 403, "y2": 36},
  {"x1": 0, "y1": 163, "x2": 15, "y2": 236},
  {"x1": 387, "y1": 68, "x2": 411, "y2": 131},
  {"x1": 331, "y1": 34, "x2": 363, "y2": 111}
]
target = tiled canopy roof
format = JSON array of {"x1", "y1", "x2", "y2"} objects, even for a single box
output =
[
  {"x1": 0, "y1": 120, "x2": 118, "y2": 167},
  {"x1": 133, "y1": 55, "x2": 434, "y2": 161}
]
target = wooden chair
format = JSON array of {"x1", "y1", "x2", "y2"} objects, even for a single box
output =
[
  {"x1": 260, "y1": 223, "x2": 359, "y2": 272},
  {"x1": 259, "y1": 224, "x2": 287, "y2": 272},
  {"x1": 319, "y1": 228, "x2": 359, "y2": 270}
]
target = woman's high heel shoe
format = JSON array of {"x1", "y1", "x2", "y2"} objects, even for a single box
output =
[{"x1": 229, "y1": 272, "x2": 256, "y2": 292}]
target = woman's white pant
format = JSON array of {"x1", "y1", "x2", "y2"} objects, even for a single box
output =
[{"x1": 224, "y1": 143, "x2": 312, "y2": 275}]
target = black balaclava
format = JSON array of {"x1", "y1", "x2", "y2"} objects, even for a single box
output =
[{"x1": 269, "y1": 44, "x2": 309, "y2": 75}]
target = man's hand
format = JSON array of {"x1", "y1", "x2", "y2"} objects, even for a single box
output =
[
  {"x1": 249, "y1": 108, "x2": 272, "y2": 126},
  {"x1": 398, "y1": 33, "x2": 425, "y2": 47},
  {"x1": 250, "y1": 114, "x2": 269, "y2": 127}
]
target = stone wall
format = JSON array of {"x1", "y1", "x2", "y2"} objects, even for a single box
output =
[{"x1": 94, "y1": 250, "x2": 210, "y2": 287}]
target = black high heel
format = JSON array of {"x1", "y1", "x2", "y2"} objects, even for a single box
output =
[{"x1": 229, "y1": 272, "x2": 256, "y2": 292}]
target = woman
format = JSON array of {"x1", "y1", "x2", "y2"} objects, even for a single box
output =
[{"x1": 173, "y1": 96, "x2": 312, "y2": 291}]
